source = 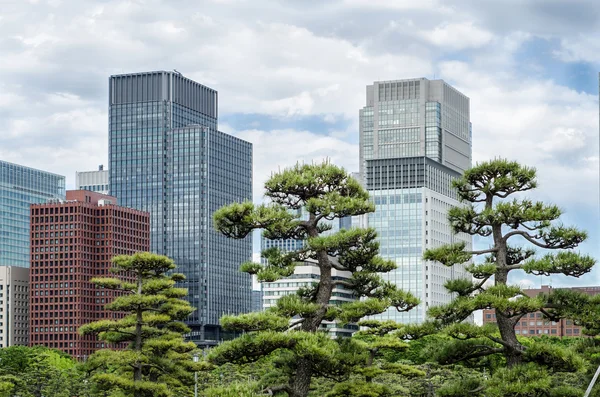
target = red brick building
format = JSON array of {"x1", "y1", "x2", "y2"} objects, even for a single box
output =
[
  {"x1": 29, "y1": 190, "x2": 150, "y2": 359},
  {"x1": 482, "y1": 285, "x2": 600, "y2": 337}
]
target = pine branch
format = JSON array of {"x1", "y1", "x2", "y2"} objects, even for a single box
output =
[
  {"x1": 329, "y1": 257, "x2": 348, "y2": 271},
  {"x1": 487, "y1": 335, "x2": 514, "y2": 349},
  {"x1": 452, "y1": 347, "x2": 505, "y2": 363},
  {"x1": 503, "y1": 230, "x2": 548, "y2": 247},
  {"x1": 469, "y1": 248, "x2": 498, "y2": 255}
]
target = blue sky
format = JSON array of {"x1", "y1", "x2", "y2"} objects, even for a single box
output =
[{"x1": 1, "y1": 0, "x2": 599, "y2": 289}]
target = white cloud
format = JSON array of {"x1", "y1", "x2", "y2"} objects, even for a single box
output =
[
  {"x1": 555, "y1": 35, "x2": 600, "y2": 63},
  {"x1": 342, "y1": 0, "x2": 449, "y2": 12},
  {"x1": 420, "y1": 22, "x2": 494, "y2": 50}
]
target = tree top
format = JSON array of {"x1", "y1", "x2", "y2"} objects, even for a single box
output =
[{"x1": 454, "y1": 159, "x2": 537, "y2": 202}]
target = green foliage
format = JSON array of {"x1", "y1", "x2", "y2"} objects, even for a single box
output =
[
  {"x1": 453, "y1": 159, "x2": 537, "y2": 201},
  {"x1": 80, "y1": 252, "x2": 200, "y2": 397},
  {"x1": 423, "y1": 242, "x2": 472, "y2": 267},
  {"x1": 325, "y1": 381, "x2": 391, "y2": 397},
  {"x1": 221, "y1": 312, "x2": 290, "y2": 332},
  {"x1": 0, "y1": 346, "x2": 84, "y2": 397},
  {"x1": 523, "y1": 251, "x2": 595, "y2": 277},
  {"x1": 522, "y1": 339, "x2": 585, "y2": 372},
  {"x1": 213, "y1": 162, "x2": 419, "y2": 397},
  {"x1": 209, "y1": 332, "x2": 297, "y2": 365},
  {"x1": 485, "y1": 363, "x2": 552, "y2": 396},
  {"x1": 437, "y1": 375, "x2": 484, "y2": 397},
  {"x1": 203, "y1": 381, "x2": 263, "y2": 397}
]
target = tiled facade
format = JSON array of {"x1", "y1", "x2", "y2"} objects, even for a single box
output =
[
  {"x1": 29, "y1": 190, "x2": 149, "y2": 359},
  {"x1": 108, "y1": 71, "x2": 253, "y2": 344},
  {"x1": 482, "y1": 285, "x2": 600, "y2": 337},
  {"x1": 0, "y1": 160, "x2": 65, "y2": 268}
]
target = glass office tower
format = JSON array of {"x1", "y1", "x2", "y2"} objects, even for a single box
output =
[
  {"x1": 0, "y1": 160, "x2": 65, "y2": 268},
  {"x1": 109, "y1": 71, "x2": 252, "y2": 344},
  {"x1": 360, "y1": 78, "x2": 473, "y2": 324}
]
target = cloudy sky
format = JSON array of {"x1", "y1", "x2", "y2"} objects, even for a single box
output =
[{"x1": 1, "y1": 0, "x2": 599, "y2": 288}]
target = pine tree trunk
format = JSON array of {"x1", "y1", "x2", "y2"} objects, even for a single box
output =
[
  {"x1": 495, "y1": 310, "x2": 522, "y2": 367},
  {"x1": 495, "y1": 269, "x2": 523, "y2": 367},
  {"x1": 492, "y1": 213, "x2": 524, "y2": 367},
  {"x1": 365, "y1": 350, "x2": 376, "y2": 382},
  {"x1": 289, "y1": 358, "x2": 313, "y2": 397},
  {"x1": 288, "y1": 218, "x2": 335, "y2": 397}
]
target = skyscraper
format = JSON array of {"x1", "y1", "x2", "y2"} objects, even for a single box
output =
[
  {"x1": 76, "y1": 165, "x2": 109, "y2": 194},
  {"x1": 108, "y1": 71, "x2": 253, "y2": 344},
  {"x1": 0, "y1": 160, "x2": 65, "y2": 268},
  {"x1": 29, "y1": 190, "x2": 150, "y2": 358},
  {"x1": 359, "y1": 78, "x2": 472, "y2": 324}
]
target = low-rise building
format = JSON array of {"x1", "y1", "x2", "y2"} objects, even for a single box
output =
[{"x1": 482, "y1": 285, "x2": 600, "y2": 337}]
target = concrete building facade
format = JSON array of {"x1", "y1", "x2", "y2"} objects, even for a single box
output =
[
  {"x1": 76, "y1": 165, "x2": 109, "y2": 195},
  {"x1": 0, "y1": 266, "x2": 29, "y2": 347},
  {"x1": 360, "y1": 78, "x2": 473, "y2": 324},
  {"x1": 29, "y1": 190, "x2": 150, "y2": 358},
  {"x1": 0, "y1": 160, "x2": 65, "y2": 268},
  {"x1": 108, "y1": 71, "x2": 253, "y2": 344}
]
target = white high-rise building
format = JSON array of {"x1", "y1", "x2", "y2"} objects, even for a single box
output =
[
  {"x1": 360, "y1": 78, "x2": 473, "y2": 324},
  {"x1": 0, "y1": 266, "x2": 29, "y2": 347},
  {"x1": 75, "y1": 165, "x2": 109, "y2": 195}
]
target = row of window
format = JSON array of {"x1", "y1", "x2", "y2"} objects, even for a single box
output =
[{"x1": 515, "y1": 328, "x2": 580, "y2": 335}]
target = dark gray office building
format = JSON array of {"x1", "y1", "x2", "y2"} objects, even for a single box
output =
[{"x1": 108, "y1": 71, "x2": 253, "y2": 344}]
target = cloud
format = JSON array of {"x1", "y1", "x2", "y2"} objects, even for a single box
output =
[
  {"x1": 420, "y1": 22, "x2": 494, "y2": 50},
  {"x1": 555, "y1": 35, "x2": 600, "y2": 63}
]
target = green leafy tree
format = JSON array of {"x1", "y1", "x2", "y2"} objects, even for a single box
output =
[
  {"x1": 80, "y1": 252, "x2": 202, "y2": 397},
  {"x1": 210, "y1": 162, "x2": 419, "y2": 397},
  {"x1": 0, "y1": 345, "x2": 83, "y2": 397},
  {"x1": 423, "y1": 159, "x2": 595, "y2": 368}
]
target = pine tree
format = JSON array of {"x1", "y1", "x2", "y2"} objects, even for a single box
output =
[
  {"x1": 210, "y1": 162, "x2": 419, "y2": 397},
  {"x1": 80, "y1": 252, "x2": 202, "y2": 397},
  {"x1": 423, "y1": 159, "x2": 595, "y2": 368},
  {"x1": 323, "y1": 320, "x2": 427, "y2": 397}
]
